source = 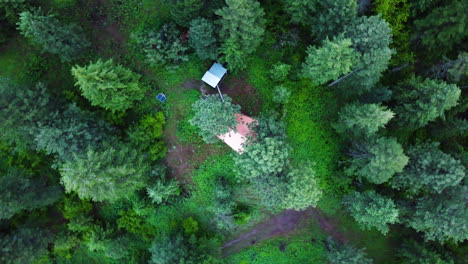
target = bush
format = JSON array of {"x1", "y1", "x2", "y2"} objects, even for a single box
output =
[
  {"x1": 272, "y1": 85, "x2": 291, "y2": 104},
  {"x1": 269, "y1": 63, "x2": 291, "y2": 82}
]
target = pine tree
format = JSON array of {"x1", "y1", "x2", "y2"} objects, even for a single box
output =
[
  {"x1": 346, "y1": 137, "x2": 408, "y2": 184},
  {"x1": 148, "y1": 233, "x2": 191, "y2": 264},
  {"x1": 188, "y1": 18, "x2": 218, "y2": 60},
  {"x1": 393, "y1": 76, "x2": 461, "y2": 129},
  {"x1": 216, "y1": 0, "x2": 265, "y2": 71},
  {"x1": 326, "y1": 237, "x2": 373, "y2": 264},
  {"x1": 333, "y1": 103, "x2": 395, "y2": 137},
  {"x1": 283, "y1": 164, "x2": 322, "y2": 211},
  {"x1": 343, "y1": 191, "x2": 399, "y2": 235},
  {"x1": 391, "y1": 142, "x2": 465, "y2": 194},
  {"x1": 310, "y1": 0, "x2": 358, "y2": 40},
  {"x1": 190, "y1": 94, "x2": 240, "y2": 143},
  {"x1": 398, "y1": 240, "x2": 455, "y2": 264},
  {"x1": 167, "y1": 0, "x2": 203, "y2": 27},
  {"x1": 72, "y1": 59, "x2": 146, "y2": 112},
  {"x1": 60, "y1": 143, "x2": 149, "y2": 202},
  {"x1": 17, "y1": 8, "x2": 90, "y2": 62},
  {"x1": 0, "y1": 227, "x2": 54, "y2": 264},
  {"x1": 301, "y1": 38, "x2": 359, "y2": 85},
  {"x1": 283, "y1": 0, "x2": 316, "y2": 26}
]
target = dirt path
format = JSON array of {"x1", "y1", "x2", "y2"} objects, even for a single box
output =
[{"x1": 222, "y1": 208, "x2": 348, "y2": 257}]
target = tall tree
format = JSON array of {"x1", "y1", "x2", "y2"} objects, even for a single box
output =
[
  {"x1": 391, "y1": 142, "x2": 465, "y2": 194},
  {"x1": 326, "y1": 237, "x2": 373, "y2": 264},
  {"x1": 310, "y1": 0, "x2": 357, "y2": 40},
  {"x1": 0, "y1": 227, "x2": 54, "y2": 264},
  {"x1": 17, "y1": 8, "x2": 90, "y2": 62},
  {"x1": 301, "y1": 38, "x2": 359, "y2": 85},
  {"x1": 283, "y1": 0, "x2": 316, "y2": 26},
  {"x1": 167, "y1": 0, "x2": 203, "y2": 27},
  {"x1": 190, "y1": 94, "x2": 240, "y2": 143},
  {"x1": 72, "y1": 59, "x2": 146, "y2": 113},
  {"x1": 398, "y1": 240, "x2": 455, "y2": 264},
  {"x1": 343, "y1": 191, "x2": 399, "y2": 235},
  {"x1": 188, "y1": 18, "x2": 218, "y2": 60},
  {"x1": 407, "y1": 185, "x2": 468, "y2": 244},
  {"x1": 60, "y1": 143, "x2": 149, "y2": 202},
  {"x1": 0, "y1": 168, "x2": 62, "y2": 219},
  {"x1": 216, "y1": 0, "x2": 265, "y2": 71},
  {"x1": 333, "y1": 103, "x2": 394, "y2": 137},
  {"x1": 346, "y1": 137, "x2": 408, "y2": 184},
  {"x1": 393, "y1": 76, "x2": 461, "y2": 129},
  {"x1": 283, "y1": 164, "x2": 322, "y2": 211}
]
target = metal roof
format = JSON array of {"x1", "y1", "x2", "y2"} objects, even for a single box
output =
[{"x1": 201, "y1": 63, "x2": 227, "y2": 88}]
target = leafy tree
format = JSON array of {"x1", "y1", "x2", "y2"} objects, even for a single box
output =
[
  {"x1": 60, "y1": 143, "x2": 149, "y2": 202},
  {"x1": 391, "y1": 142, "x2": 465, "y2": 194},
  {"x1": 301, "y1": 38, "x2": 359, "y2": 85},
  {"x1": 283, "y1": 0, "x2": 316, "y2": 25},
  {"x1": 190, "y1": 94, "x2": 240, "y2": 143},
  {"x1": 219, "y1": 38, "x2": 246, "y2": 71},
  {"x1": 168, "y1": 0, "x2": 203, "y2": 26},
  {"x1": 333, "y1": 103, "x2": 394, "y2": 137},
  {"x1": 272, "y1": 85, "x2": 291, "y2": 104},
  {"x1": 283, "y1": 164, "x2": 322, "y2": 210},
  {"x1": 407, "y1": 185, "x2": 468, "y2": 244},
  {"x1": 393, "y1": 76, "x2": 461, "y2": 129},
  {"x1": 326, "y1": 237, "x2": 373, "y2": 264},
  {"x1": 0, "y1": 227, "x2": 54, "y2": 264},
  {"x1": 148, "y1": 232, "x2": 191, "y2": 264},
  {"x1": 346, "y1": 137, "x2": 408, "y2": 184},
  {"x1": 127, "y1": 112, "x2": 166, "y2": 161},
  {"x1": 413, "y1": 1, "x2": 467, "y2": 57},
  {"x1": 132, "y1": 23, "x2": 189, "y2": 67},
  {"x1": 0, "y1": 168, "x2": 62, "y2": 219},
  {"x1": 269, "y1": 63, "x2": 291, "y2": 82},
  {"x1": 72, "y1": 59, "x2": 146, "y2": 112},
  {"x1": 343, "y1": 191, "x2": 399, "y2": 234},
  {"x1": 188, "y1": 18, "x2": 218, "y2": 60},
  {"x1": 310, "y1": 0, "x2": 357, "y2": 40},
  {"x1": 216, "y1": 0, "x2": 265, "y2": 71},
  {"x1": 398, "y1": 240, "x2": 455, "y2": 264},
  {"x1": 17, "y1": 8, "x2": 89, "y2": 62}
]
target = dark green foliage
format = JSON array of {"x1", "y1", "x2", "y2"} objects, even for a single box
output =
[
  {"x1": 310, "y1": 0, "x2": 357, "y2": 40},
  {"x1": 272, "y1": 85, "x2": 291, "y2": 104},
  {"x1": 190, "y1": 94, "x2": 240, "y2": 143},
  {"x1": 0, "y1": 168, "x2": 62, "y2": 219},
  {"x1": 393, "y1": 76, "x2": 461, "y2": 129},
  {"x1": 269, "y1": 63, "x2": 291, "y2": 82},
  {"x1": 346, "y1": 137, "x2": 408, "y2": 184},
  {"x1": 428, "y1": 52, "x2": 468, "y2": 85},
  {"x1": 168, "y1": 0, "x2": 203, "y2": 26},
  {"x1": 132, "y1": 23, "x2": 189, "y2": 67},
  {"x1": 326, "y1": 237, "x2": 373, "y2": 264},
  {"x1": 127, "y1": 112, "x2": 166, "y2": 161},
  {"x1": 398, "y1": 240, "x2": 455, "y2": 264},
  {"x1": 216, "y1": 0, "x2": 265, "y2": 71},
  {"x1": 146, "y1": 167, "x2": 180, "y2": 204},
  {"x1": 343, "y1": 191, "x2": 399, "y2": 234},
  {"x1": 72, "y1": 58, "x2": 146, "y2": 113},
  {"x1": 0, "y1": 227, "x2": 54, "y2": 264},
  {"x1": 188, "y1": 18, "x2": 218, "y2": 60},
  {"x1": 407, "y1": 185, "x2": 468, "y2": 244},
  {"x1": 283, "y1": 0, "x2": 316, "y2": 25},
  {"x1": 60, "y1": 143, "x2": 150, "y2": 202},
  {"x1": 391, "y1": 142, "x2": 465, "y2": 194},
  {"x1": 17, "y1": 8, "x2": 89, "y2": 62},
  {"x1": 148, "y1": 232, "x2": 204, "y2": 264}
]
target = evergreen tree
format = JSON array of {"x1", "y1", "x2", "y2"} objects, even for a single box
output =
[
  {"x1": 188, "y1": 18, "x2": 218, "y2": 60},
  {"x1": 310, "y1": 0, "x2": 357, "y2": 40},
  {"x1": 168, "y1": 0, "x2": 203, "y2": 27},
  {"x1": 343, "y1": 191, "x2": 399, "y2": 235},
  {"x1": 283, "y1": 164, "x2": 322, "y2": 211},
  {"x1": 398, "y1": 240, "x2": 455, "y2": 264},
  {"x1": 346, "y1": 137, "x2": 408, "y2": 184},
  {"x1": 333, "y1": 103, "x2": 394, "y2": 137},
  {"x1": 391, "y1": 142, "x2": 465, "y2": 194},
  {"x1": 0, "y1": 227, "x2": 54, "y2": 264},
  {"x1": 301, "y1": 38, "x2": 359, "y2": 85},
  {"x1": 407, "y1": 185, "x2": 468, "y2": 244},
  {"x1": 428, "y1": 52, "x2": 468, "y2": 85},
  {"x1": 326, "y1": 237, "x2": 373, "y2": 264},
  {"x1": 60, "y1": 143, "x2": 149, "y2": 202},
  {"x1": 17, "y1": 8, "x2": 90, "y2": 62},
  {"x1": 393, "y1": 76, "x2": 461, "y2": 129},
  {"x1": 283, "y1": 0, "x2": 316, "y2": 26},
  {"x1": 72, "y1": 59, "x2": 146, "y2": 113},
  {"x1": 216, "y1": 0, "x2": 265, "y2": 71},
  {"x1": 190, "y1": 94, "x2": 240, "y2": 143},
  {"x1": 0, "y1": 168, "x2": 62, "y2": 219}
]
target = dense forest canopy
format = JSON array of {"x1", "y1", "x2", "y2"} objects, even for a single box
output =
[{"x1": 0, "y1": 0, "x2": 466, "y2": 263}]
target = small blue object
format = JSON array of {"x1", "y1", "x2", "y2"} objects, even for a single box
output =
[{"x1": 156, "y1": 93, "x2": 166, "y2": 102}]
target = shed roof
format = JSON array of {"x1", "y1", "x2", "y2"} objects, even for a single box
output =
[
  {"x1": 217, "y1": 114, "x2": 257, "y2": 154},
  {"x1": 201, "y1": 63, "x2": 227, "y2": 88}
]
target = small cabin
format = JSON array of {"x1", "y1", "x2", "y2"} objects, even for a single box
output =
[
  {"x1": 217, "y1": 114, "x2": 257, "y2": 154},
  {"x1": 201, "y1": 63, "x2": 227, "y2": 89}
]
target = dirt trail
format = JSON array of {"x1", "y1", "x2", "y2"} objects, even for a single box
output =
[{"x1": 222, "y1": 208, "x2": 347, "y2": 257}]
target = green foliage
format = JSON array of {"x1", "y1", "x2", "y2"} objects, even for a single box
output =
[
  {"x1": 190, "y1": 94, "x2": 240, "y2": 143},
  {"x1": 60, "y1": 143, "x2": 149, "y2": 202},
  {"x1": 127, "y1": 112, "x2": 167, "y2": 161},
  {"x1": 146, "y1": 179, "x2": 180, "y2": 204},
  {"x1": 168, "y1": 0, "x2": 203, "y2": 26},
  {"x1": 428, "y1": 52, "x2": 468, "y2": 85},
  {"x1": 326, "y1": 237, "x2": 373, "y2": 264},
  {"x1": 346, "y1": 137, "x2": 408, "y2": 184},
  {"x1": 148, "y1": 232, "x2": 190, "y2": 264},
  {"x1": 301, "y1": 38, "x2": 359, "y2": 85},
  {"x1": 17, "y1": 8, "x2": 89, "y2": 62},
  {"x1": 393, "y1": 76, "x2": 461, "y2": 129},
  {"x1": 188, "y1": 18, "x2": 218, "y2": 60},
  {"x1": 0, "y1": 168, "x2": 62, "y2": 219},
  {"x1": 62, "y1": 194, "x2": 93, "y2": 220},
  {"x1": 269, "y1": 62, "x2": 291, "y2": 82},
  {"x1": 333, "y1": 103, "x2": 394, "y2": 137},
  {"x1": 283, "y1": 0, "x2": 316, "y2": 26},
  {"x1": 343, "y1": 191, "x2": 399, "y2": 235},
  {"x1": 132, "y1": 23, "x2": 189, "y2": 67},
  {"x1": 117, "y1": 209, "x2": 157, "y2": 238},
  {"x1": 398, "y1": 240, "x2": 455, "y2": 264},
  {"x1": 182, "y1": 216, "x2": 199, "y2": 234},
  {"x1": 310, "y1": 0, "x2": 357, "y2": 40},
  {"x1": 0, "y1": 227, "x2": 54, "y2": 264},
  {"x1": 391, "y1": 142, "x2": 465, "y2": 194},
  {"x1": 216, "y1": 0, "x2": 265, "y2": 71},
  {"x1": 272, "y1": 85, "x2": 291, "y2": 104},
  {"x1": 72, "y1": 58, "x2": 146, "y2": 113},
  {"x1": 407, "y1": 185, "x2": 468, "y2": 244},
  {"x1": 283, "y1": 164, "x2": 322, "y2": 210}
]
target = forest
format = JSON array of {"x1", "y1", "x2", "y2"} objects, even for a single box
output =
[{"x1": 0, "y1": 0, "x2": 466, "y2": 263}]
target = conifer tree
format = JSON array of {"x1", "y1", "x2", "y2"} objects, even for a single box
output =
[
  {"x1": 72, "y1": 59, "x2": 146, "y2": 112},
  {"x1": 17, "y1": 8, "x2": 90, "y2": 62},
  {"x1": 283, "y1": 0, "x2": 316, "y2": 26},
  {"x1": 283, "y1": 164, "x2": 322, "y2": 211},
  {"x1": 0, "y1": 227, "x2": 54, "y2": 264},
  {"x1": 167, "y1": 0, "x2": 203, "y2": 27},
  {"x1": 326, "y1": 237, "x2": 373, "y2": 264},
  {"x1": 188, "y1": 18, "x2": 218, "y2": 60},
  {"x1": 310, "y1": 0, "x2": 357, "y2": 40},
  {"x1": 398, "y1": 240, "x2": 455, "y2": 264}
]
